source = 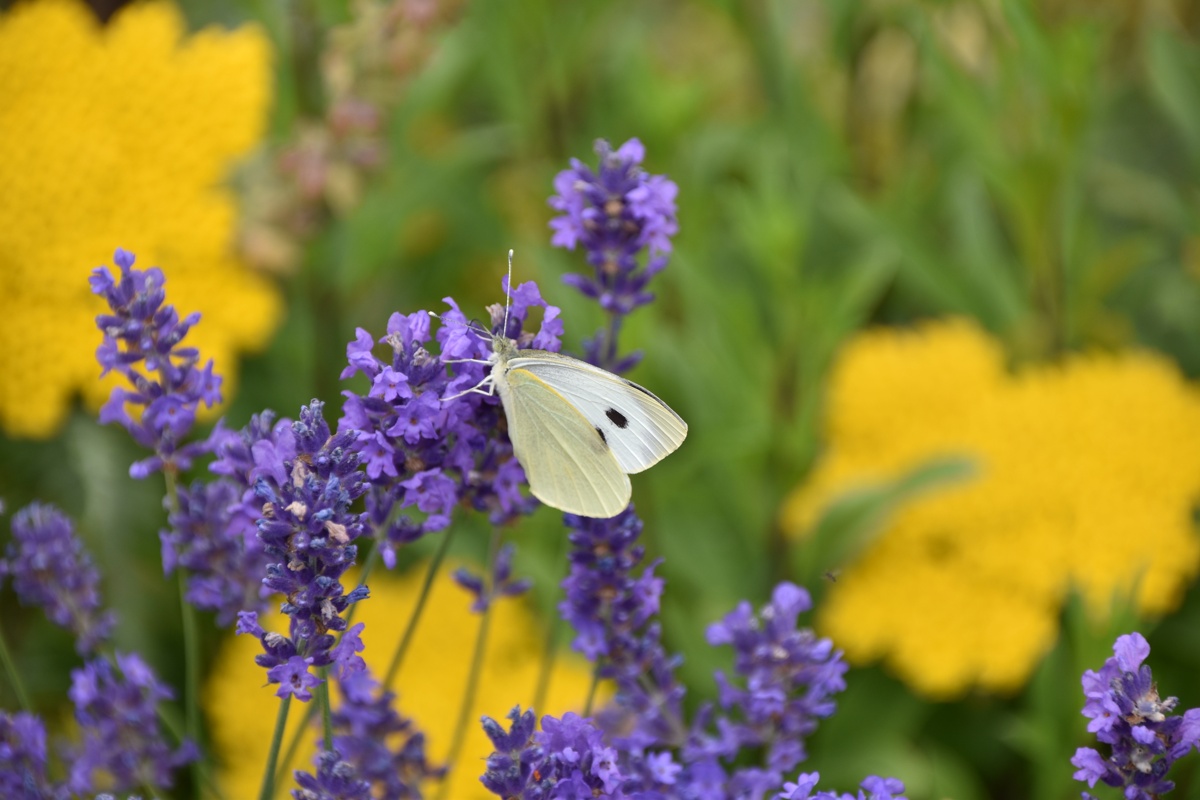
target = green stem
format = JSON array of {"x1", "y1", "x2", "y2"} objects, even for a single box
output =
[
  {"x1": 434, "y1": 526, "x2": 499, "y2": 800},
  {"x1": 177, "y1": 569, "x2": 201, "y2": 754},
  {"x1": 164, "y1": 468, "x2": 203, "y2": 796},
  {"x1": 317, "y1": 667, "x2": 334, "y2": 752},
  {"x1": 156, "y1": 703, "x2": 226, "y2": 800},
  {"x1": 582, "y1": 664, "x2": 601, "y2": 718},
  {"x1": 382, "y1": 527, "x2": 456, "y2": 690},
  {"x1": 0, "y1": 622, "x2": 32, "y2": 712},
  {"x1": 531, "y1": 616, "x2": 559, "y2": 716},
  {"x1": 259, "y1": 695, "x2": 292, "y2": 800}
]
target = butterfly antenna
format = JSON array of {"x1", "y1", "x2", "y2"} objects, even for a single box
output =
[{"x1": 502, "y1": 248, "x2": 514, "y2": 337}]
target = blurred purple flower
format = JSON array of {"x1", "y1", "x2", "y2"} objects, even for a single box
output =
[
  {"x1": 90, "y1": 248, "x2": 220, "y2": 477},
  {"x1": 453, "y1": 542, "x2": 532, "y2": 614},
  {"x1": 293, "y1": 748, "x2": 372, "y2": 800},
  {"x1": 2, "y1": 503, "x2": 115, "y2": 654},
  {"x1": 775, "y1": 773, "x2": 907, "y2": 800},
  {"x1": 66, "y1": 652, "x2": 197, "y2": 795},
  {"x1": 324, "y1": 668, "x2": 445, "y2": 798},
  {"x1": 686, "y1": 583, "x2": 847, "y2": 793},
  {"x1": 0, "y1": 711, "x2": 65, "y2": 799}
]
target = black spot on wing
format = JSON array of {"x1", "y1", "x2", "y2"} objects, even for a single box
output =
[
  {"x1": 595, "y1": 426, "x2": 607, "y2": 446},
  {"x1": 605, "y1": 408, "x2": 628, "y2": 428}
]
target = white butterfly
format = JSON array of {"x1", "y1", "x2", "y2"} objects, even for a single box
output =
[{"x1": 450, "y1": 252, "x2": 687, "y2": 518}]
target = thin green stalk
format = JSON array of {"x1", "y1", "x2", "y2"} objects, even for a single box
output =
[
  {"x1": 531, "y1": 615, "x2": 560, "y2": 716},
  {"x1": 582, "y1": 664, "x2": 601, "y2": 718},
  {"x1": 383, "y1": 526, "x2": 456, "y2": 690},
  {"x1": 164, "y1": 468, "x2": 203, "y2": 796},
  {"x1": 155, "y1": 704, "x2": 226, "y2": 800},
  {"x1": 317, "y1": 667, "x2": 333, "y2": 752},
  {"x1": 0, "y1": 623, "x2": 32, "y2": 712},
  {"x1": 177, "y1": 569, "x2": 201, "y2": 752},
  {"x1": 435, "y1": 526, "x2": 500, "y2": 800},
  {"x1": 259, "y1": 695, "x2": 292, "y2": 800},
  {"x1": 532, "y1": 529, "x2": 568, "y2": 715}
]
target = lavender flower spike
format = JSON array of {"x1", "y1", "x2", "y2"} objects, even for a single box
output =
[
  {"x1": 775, "y1": 773, "x2": 907, "y2": 800},
  {"x1": 245, "y1": 401, "x2": 370, "y2": 695},
  {"x1": 1071, "y1": 632, "x2": 1200, "y2": 799},
  {"x1": 550, "y1": 138, "x2": 679, "y2": 371},
  {"x1": 0, "y1": 711, "x2": 66, "y2": 799},
  {"x1": 67, "y1": 652, "x2": 197, "y2": 795},
  {"x1": 91, "y1": 248, "x2": 221, "y2": 477},
  {"x1": 453, "y1": 542, "x2": 532, "y2": 614},
  {"x1": 324, "y1": 668, "x2": 445, "y2": 797},
  {"x1": 2, "y1": 503, "x2": 115, "y2": 654}
]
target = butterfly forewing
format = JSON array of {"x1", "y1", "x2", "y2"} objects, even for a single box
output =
[
  {"x1": 498, "y1": 365, "x2": 632, "y2": 517},
  {"x1": 508, "y1": 353, "x2": 688, "y2": 474}
]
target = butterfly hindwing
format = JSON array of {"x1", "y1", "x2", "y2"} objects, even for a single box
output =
[
  {"x1": 507, "y1": 353, "x2": 688, "y2": 474},
  {"x1": 498, "y1": 365, "x2": 632, "y2": 518}
]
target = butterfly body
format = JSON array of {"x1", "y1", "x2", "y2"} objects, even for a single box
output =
[{"x1": 487, "y1": 333, "x2": 687, "y2": 518}]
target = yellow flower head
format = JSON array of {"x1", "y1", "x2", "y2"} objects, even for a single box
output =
[
  {"x1": 0, "y1": 0, "x2": 280, "y2": 437},
  {"x1": 206, "y1": 561, "x2": 605, "y2": 799},
  {"x1": 782, "y1": 319, "x2": 1200, "y2": 698}
]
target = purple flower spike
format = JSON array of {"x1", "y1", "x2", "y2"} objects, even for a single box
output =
[
  {"x1": 0, "y1": 711, "x2": 65, "y2": 799},
  {"x1": 337, "y1": 278, "x2": 560, "y2": 565},
  {"x1": 67, "y1": 653, "x2": 197, "y2": 795},
  {"x1": 775, "y1": 773, "x2": 907, "y2": 800},
  {"x1": 549, "y1": 138, "x2": 679, "y2": 371},
  {"x1": 687, "y1": 582, "x2": 847, "y2": 791},
  {"x1": 3, "y1": 503, "x2": 115, "y2": 654},
  {"x1": 247, "y1": 401, "x2": 370, "y2": 695},
  {"x1": 325, "y1": 668, "x2": 445, "y2": 797},
  {"x1": 293, "y1": 748, "x2": 372, "y2": 800},
  {"x1": 480, "y1": 708, "x2": 628, "y2": 799},
  {"x1": 453, "y1": 542, "x2": 532, "y2": 614},
  {"x1": 91, "y1": 249, "x2": 221, "y2": 477},
  {"x1": 1072, "y1": 632, "x2": 1200, "y2": 799}
]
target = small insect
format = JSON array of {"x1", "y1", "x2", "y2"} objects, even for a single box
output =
[{"x1": 448, "y1": 251, "x2": 687, "y2": 518}]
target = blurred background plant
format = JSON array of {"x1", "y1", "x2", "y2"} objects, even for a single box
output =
[{"x1": 1, "y1": 0, "x2": 1200, "y2": 798}]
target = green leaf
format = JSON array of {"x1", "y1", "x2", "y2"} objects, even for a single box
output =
[{"x1": 793, "y1": 456, "x2": 977, "y2": 586}]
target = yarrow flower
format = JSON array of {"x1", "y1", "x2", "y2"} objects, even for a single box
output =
[
  {"x1": 66, "y1": 652, "x2": 197, "y2": 795},
  {"x1": 91, "y1": 248, "x2": 222, "y2": 478},
  {"x1": 549, "y1": 137, "x2": 679, "y2": 372},
  {"x1": 239, "y1": 401, "x2": 370, "y2": 697},
  {"x1": 2, "y1": 502, "x2": 115, "y2": 654},
  {"x1": 0, "y1": 0, "x2": 278, "y2": 439},
  {"x1": 781, "y1": 319, "x2": 1200, "y2": 698},
  {"x1": 1071, "y1": 632, "x2": 1200, "y2": 799}
]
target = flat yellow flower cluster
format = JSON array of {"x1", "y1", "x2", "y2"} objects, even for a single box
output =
[
  {"x1": 206, "y1": 561, "x2": 604, "y2": 799},
  {"x1": 0, "y1": 0, "x2": 280, "y2": 437},
  {"x1": 782, "y1": 319, "x2": 1200, "y2": 698}
]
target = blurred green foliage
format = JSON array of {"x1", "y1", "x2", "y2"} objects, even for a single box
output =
[{"x1": 3, "y1": 0, "x2": 1200, "y2": 797}]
